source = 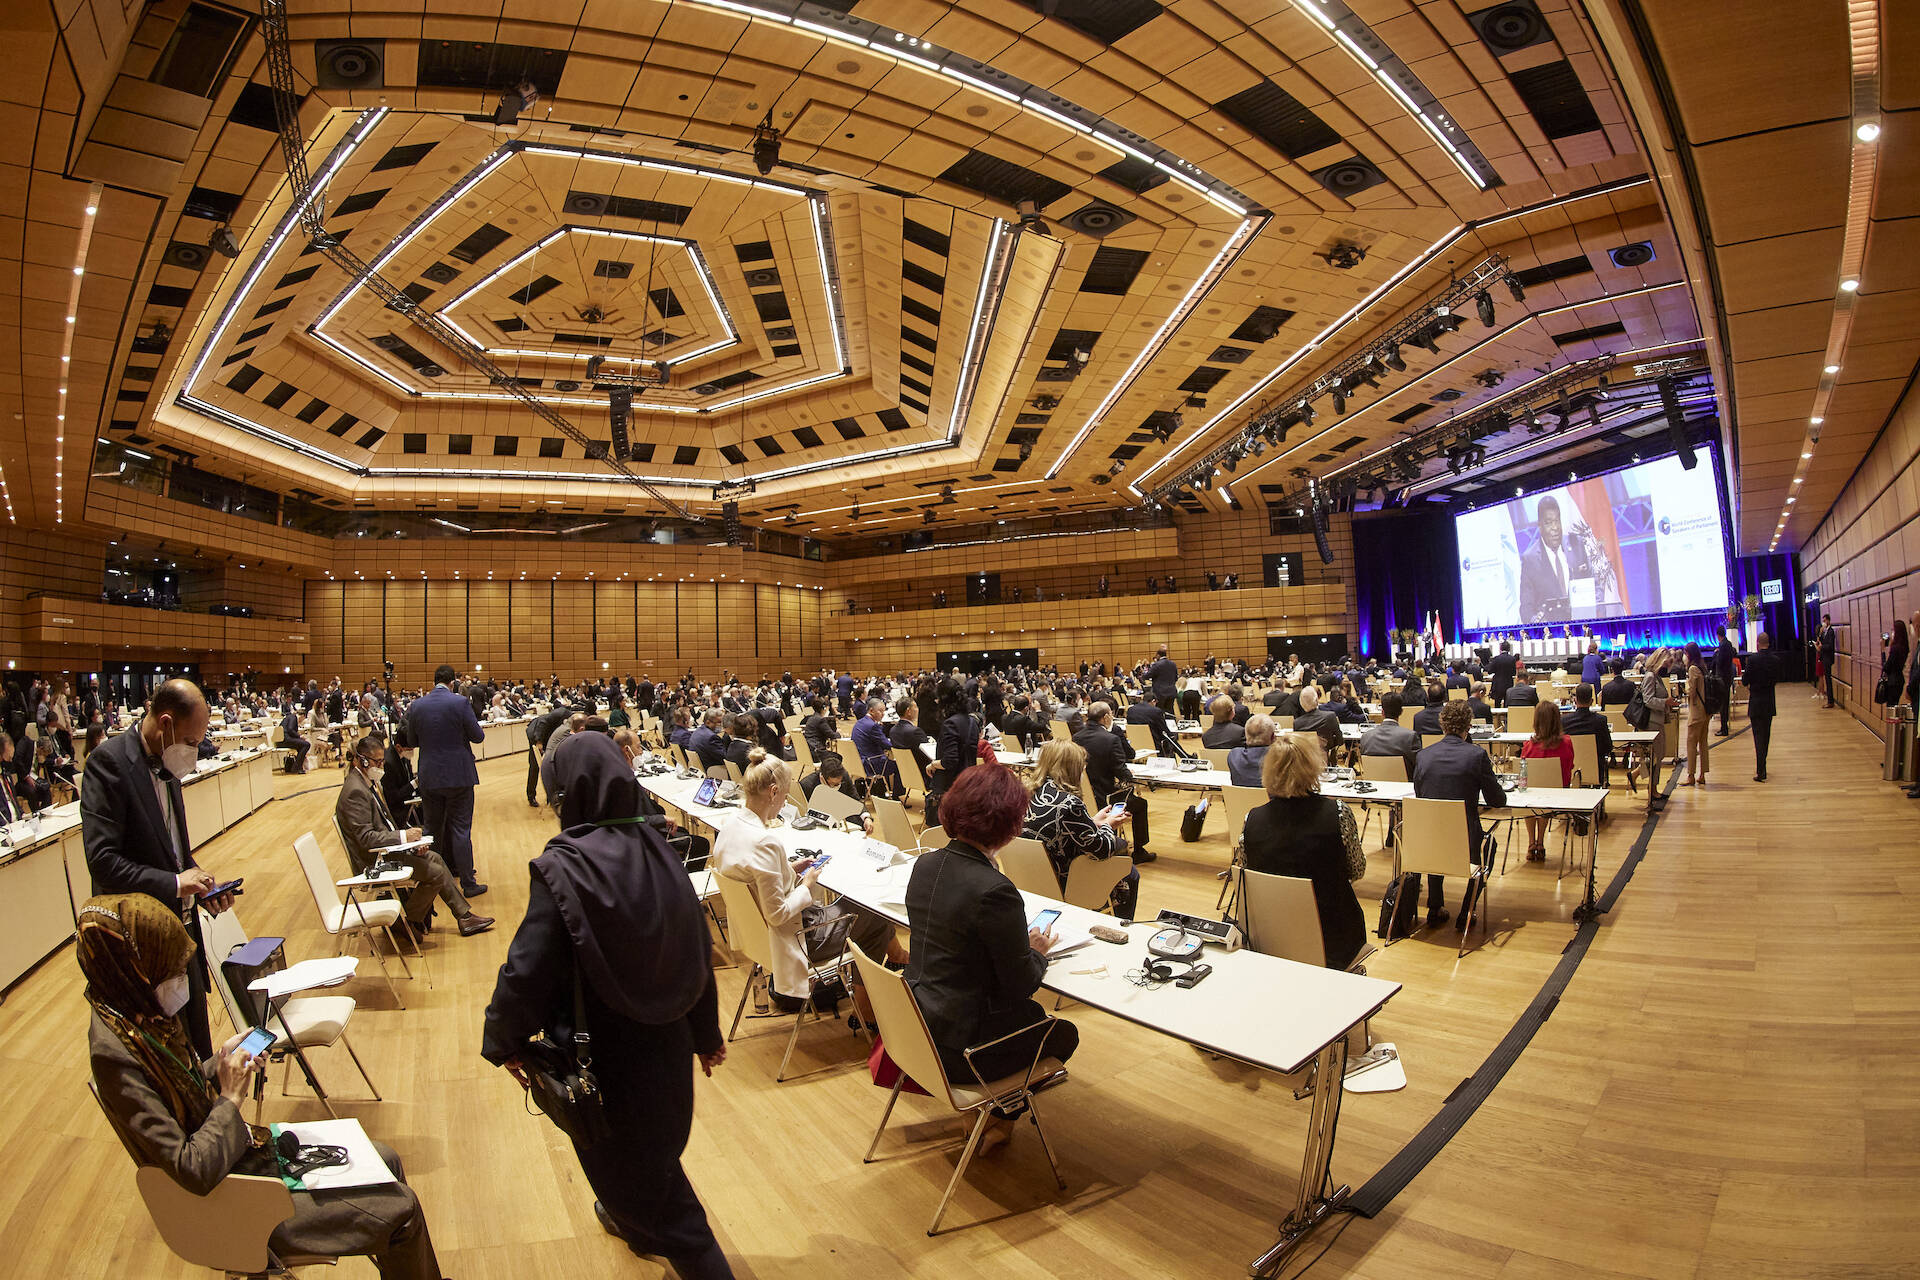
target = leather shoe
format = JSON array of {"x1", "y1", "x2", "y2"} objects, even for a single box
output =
[
  {"x1": 1131, "y1": 848, "x2": 1158, "y2": 863},
  {"x1": 1425, "y1": 908, "x2": 1450, "y2": 928},
  {"x1": 595, "y1": 1200, "x2": 624, "y2": 1240},
  {"x1": 1752, "y1": 773, "x2": 1766, "y2": 783},
  {"x1": 461, "y1": 880, "x2": 489, "y2": 898},
  {"x1": 458, "y1": 913, "x2": 495, "y2": 937}
]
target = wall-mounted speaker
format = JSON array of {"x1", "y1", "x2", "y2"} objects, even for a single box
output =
[
  {"x1": 554, "y1": 380, "x2": 581, "y2": 392},
  {"x1": 419, "y1": 364, "x2": 444, "y2": 378},
  {"x1": 1309, "y1": 489, "x2": 1334, "y2": 565},
  {"x1": 162, "y1": 241, "x2": 210, "y2": 271},
  {"x1": 608, "y1": 386, "x2": 632, "y2": 461},
  {"x1": 314, "y1": 40, "x2": 385, "y2": 90},
  {"x1": 1608, "y1": 241, "x2": 1656, "y2": 268},
  {"x1": 1060, "y1": 201, "x2": 1136, "y2": 238},
  {"x1": 1467, "y1": 2, "x2": 1551, "y2": 54},
  {"x1": 1309, "y1": 157, "x2": 1387, "y2": 199}
]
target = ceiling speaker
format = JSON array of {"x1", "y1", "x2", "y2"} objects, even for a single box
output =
[
  {"x1": 767, "y1": 326, "x2": 796, "y2": 342},
  {"x1": 421, "y1": 261, "x2": 460, "y2": 284},
  {"x1": 746, "y1": 267, "x2": 781, "y2": 288},
  {"x1": 1309, "y1": 157, "x2": 1387, "y2": 199},
  {"x1": 554, "y1": 380, "x2": 581, "y2": 392},
  {"x1": 1060, "y1": 201, "x2": 1136, "y2": 238},
  {"x1": 314, "y1": 40, "x2": 385, "y2": 90},
  {"x1": 162, "y1": 241, "x2": 210, "y2": 271},
  {"x1": 693, "y1": 382, "x2": 720, "y2": 396},
  {"x1": 419, "y1": 365, "x2": 444, "y2": 377},
  {"x1": 564, "y1": 191, "x2": 609, "y2": 216},
  {"x1": 370, "y1": 333, "x2": 405, "y2": 350},
  {"x1": 1608, "y1": 241, "x2": 1656, "y2": 268},
  {"x1": 1467, "y1": 3, "x2": 1551, "y2": 53}
]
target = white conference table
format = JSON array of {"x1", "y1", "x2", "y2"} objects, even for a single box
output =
[{"x1": 819, "y1": 848, "x2": 1400, "y2": 1277}]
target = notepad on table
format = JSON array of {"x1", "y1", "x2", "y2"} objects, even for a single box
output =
[{"x1": 248, "y1": 956, "x2": 358, "y2": 999}]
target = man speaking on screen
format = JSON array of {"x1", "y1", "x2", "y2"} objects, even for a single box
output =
[{"x1": 1518, "y1": 495, "x2": 1592, "y2": 623}]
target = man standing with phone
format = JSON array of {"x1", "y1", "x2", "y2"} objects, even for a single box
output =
[
  {"x1": 81, "y1": 679, "x2": 236, "y2": 1057},
  {"x1": 407, "y1": 664, "x2": 488, "y2": 899}
]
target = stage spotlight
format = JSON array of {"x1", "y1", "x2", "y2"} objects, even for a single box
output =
[
  {"x1": 1332, "y1": 382, "x2": 1348, "y2": 415},
  {"x1": 1299, "y1": 400, "x2": 1316, "y2": 427},
  {"x1": 1506, "y1": 275, "x2": 1526, "y2": 303},
  {"x1": 1411, "y1": 327, "x2": 1439, "y2": 355},
  {"x1": 1475, "y1": 289, "x2": 1496, "y2": 328},
  {"x1": 751, "y1": 114, "x2": 782, "y2": 175},
  {"x1": 1383, "y1": 344, "x2": 1406, "y2": 372},
  {"x1": 493, "y1": 80, "x2": 538, "y2": 126},
  {"x1": 584, "y1": 354, "x2": 605, "y2": 380},
  {"x1": 207, "y1": 224, "x2": 240, "y2": 259},
  {"x1": 1015, "y1": 199, "x2": 1051, "y2": 237}
]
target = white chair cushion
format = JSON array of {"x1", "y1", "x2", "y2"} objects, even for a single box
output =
[
  {"x1": 266, "y1": 995, "x2": 355, "y2": 1048},
  {"x1": 948, "y1": 1058, "x2": 1067, "y2": 1110},
  {"x1": 327, "y1": 898, "x2": 402, "y2": 932},
  {"x1": 689, "y1": 869, "x2": 719, "y2": 900}
]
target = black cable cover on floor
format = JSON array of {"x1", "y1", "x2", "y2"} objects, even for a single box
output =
[{"x1": 1343, "y1": 725, "x2": 1749, "y2": 1218}]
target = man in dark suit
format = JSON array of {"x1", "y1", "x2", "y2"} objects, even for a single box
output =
[
  {"x1": 687, "y1": 709, "x2": 727, "y2": 770},
  {"x1": 81, "y1": 679, "x2": 236, "y2": 1057},
  {"x1": 1816, "y1": 615, "x2": 1837, "y2": 707},
  {"x1": 1201, "y1": 696, "x2": 1246, "y2": 749},
  {"x1": 834, "y1": 671, "x2": 855, "y2": 716},
  {"x1": 1148, "y1": 644, "x2": 1179, "y2": 714},
  {"x1": 1411, "y1": 688, "x2": 1446, "y2": 736},
  {"x1": 1125, "y1": 696, "x2": 1183, "y2": 758},
  {"x1": 405, "y1": 664, "x2": 487, "y2": 897},
  {"x1": 524, "y1": 703, "x2": 571, "y2": 807},
  {"x1": 1290, "y1": 685, "x2": 1343, "y2": 756},
  {"x1": 335, "y1": 737, "x2": 491, "y2": 939},
  {"x1": 889, "y1": 697, "x2": 939, "y2": 792},
  {"x1": 1712, "y1": 634, "x2": 1738, "y2": 734},
  {"x1": 1742, "y1": 632, "x2": 1784, "y2": 781},
  {"x1": 996, "y1": 695, "x2": 1039, "y2": 751},
  {"x1": 1517, "y1": 494, "x2": 1592, "y2": 623},
  {"x1": 1074, "y1": 702, "x2": 1152, "y2": 860},
  {"x1": 1600, "y1": 660, "x2": 1636, "y2": 707},
  {"x1": 1488, "y1": 642, "x2": 1518, "y2": 706},
  {"x1": 1445, "y1": 665, "x2": 1471, "y2": 691},
  {"x1": 1358, "y1": 694, "x2": 1420, "y2": 777},
  {"x1": 1505, "y1": 676, "x2": 1540, "y2": 707},
  {"x1": 1561, "y1": 683, "x2": 1615, "y2": 787},
  {"x1": 279, "y1": 704, "x2": 310, "y2": 773},
  {"x1": 324, "y1": 682, "x2": 346, "y2": 727},
  {"x1": 382, "y1": 731, "x2": 419, "y2": 827},
  {"x1": 1412, "y1": 700, "x2": 1508, "y2": 930},
  {"x1": 850, "y1": 700, "x2": 900, "y2": 798},
  {"x1": 1467, "y1": 683, "x2": 1495, "y2": 723}
]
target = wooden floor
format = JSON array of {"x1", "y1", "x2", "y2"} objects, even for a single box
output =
[{"x1": 2, "y1": 690, "x2": 1911, "y2": 1279}]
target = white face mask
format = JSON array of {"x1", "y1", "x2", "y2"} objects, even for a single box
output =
[
  {"x1": 159, "y1": 720, "x2": 199, "y2": 779},
  {"x1": 154, "y1": 974, "x2": 191, "y2": 1017},
  {"x1": 365, "y1": 767, "x2": 384, "y2": 785}
]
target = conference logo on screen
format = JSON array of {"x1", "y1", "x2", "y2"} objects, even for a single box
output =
[{"x1": 1658, "y1": 516, "x2": 1672, "y2": 535}]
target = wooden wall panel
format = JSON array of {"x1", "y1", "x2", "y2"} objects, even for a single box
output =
[
  {"x1": 678, "y1": 584, "x2": 718, "y2": 663},
  {"x1": 341, "y1": 583, "x2": 382, "y2": 679},
  {"x1": 383, "y1": 582, "x2": 425, "y2": 669},
  {"x1": 509, "y1": 582, "x2": 553, "y2": 674},
  {"x1": 468, "y1": 582, "x2": 510, "y2": 678},
  {"x1": 1800, "y1": 371, "x2": 1920, "y2": 746},
  {"x1": 599, "y1": 582, "x2": 638, "y2": 665},
  {"x1": 553, "y1": 583, "x2": 595, "y2": 669},
  {"x1": 304, "y1": 581, "x2": 343, "y2": 675},
  {"x1": 427, "y1": 583, "x2": 468, "y2": 669}
]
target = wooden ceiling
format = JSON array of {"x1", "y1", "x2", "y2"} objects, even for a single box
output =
[{"x1": 0, "y1": 0, "x2": 1900, "y2": 550}]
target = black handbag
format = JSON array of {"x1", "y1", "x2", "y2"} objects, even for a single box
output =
[
  {"x1": 521, "y1": 970, "x2": 611, "y2": 1149},
  {"x1": 1875, "y1": 673, "x2": 1898, "y2": 705}
]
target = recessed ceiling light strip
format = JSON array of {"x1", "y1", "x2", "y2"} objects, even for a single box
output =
[
  {"x1": 1128, "y1": 177, "x2": 1658, "y2": 497},
  {"x1": 1294, "y1": 0, "x2": 1500, "y2": 190},
  {"x1": 1044, "y1": 214, "x2": 1266, "y2": 480},
  {"x1": 676, "y1": 0, "x2": 1250, "y2": 215}
]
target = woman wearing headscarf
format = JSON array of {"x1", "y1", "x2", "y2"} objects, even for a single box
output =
[
  {"x1": 80, "y1": 895, "x2": 441, "y2": 1279},
  {"x1": 482, "y1": 732, "x2": 734, "y2": 1280}
]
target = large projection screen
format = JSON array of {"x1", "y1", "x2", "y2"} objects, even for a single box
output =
[{"x1": 1456, "y1": 454, "x2": 1729, "y2": 630}]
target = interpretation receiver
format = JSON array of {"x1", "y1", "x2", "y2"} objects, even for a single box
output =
[{"x1": 1153, "y1": 909, "x2": 1242, "y2": 952}]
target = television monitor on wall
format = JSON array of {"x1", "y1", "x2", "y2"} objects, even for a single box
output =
[{"x1": 1455, "y1": 453, "x2": 1729, "y2": 630}]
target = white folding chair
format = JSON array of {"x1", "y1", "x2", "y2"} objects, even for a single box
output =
[
  {"x1": 717, "y1": 872, "x2": 857, "y2": 1081},
  {"x1": 891, "y1": 747, "x2": 925, "y2": 806},
  {"x1": 806, "y1": 780, "x2": 866, "y2": 825},
  {"x1": 199, "y1": 906, "x2": 379, "y2": 1122},
  {"x1": 847, "y1": 942, "x2": 1068, "y2": 1235},
  {"x1": 1199, "y1": 746, "x2": 1230, "y2": 772},
  {"x1": 1506, "y1": 703, "x2": 1535, "y2": 736},
  {"x1": 1354, "y1": 753, "x2": 1407, "y2": 845},
  {"x1": 918, "y1": 823, "x2": 947, "y2": 850},
  {"x1": 1523, "y1": 756, "x2": 1578, "y2": 876},
  {"x1": 1214, "y1": 784, "x2": 1266, "y2": 911},
  {"x1": 1395, "y1": 797, "x2": 1488, "y2": 958},
  {"x1": 290, "y1": 832, "x2": 412, "y2": 1007},
  {"x1": 1123, "y1": 723, "x2": 1156, "y2": 760},
  {"x1": 870, "y1": 794, "x2": 917, "y2": 851}
]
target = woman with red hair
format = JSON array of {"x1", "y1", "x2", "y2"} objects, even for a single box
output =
[{"x1": 905, "y1": 763, "x2": 1080, "y2": 1151}]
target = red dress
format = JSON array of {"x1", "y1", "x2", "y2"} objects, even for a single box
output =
[{"x1": 1522, "y1": 736, "x2": 1574, "y2": 786}]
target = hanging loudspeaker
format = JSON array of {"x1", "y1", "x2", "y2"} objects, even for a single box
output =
[
  {"x1": 1060, "y1": 201, "x2": 1136, "y2": 238},
  {"x1": 1466, "y1": 2, "x2": 1550, "y2": 54},
  {"x1": 314, "y1": 40, "x2": 385, "y2": 90},
  {"x1": 1309, "y1": 157, "x2": 1387, "y2": 199},
  {"x1": 1607, "y1": 241, "x2": 1656, "y2": 268},
  {"x1": 1309, "y1": 480, "x2": 1334, "y2": 565}
]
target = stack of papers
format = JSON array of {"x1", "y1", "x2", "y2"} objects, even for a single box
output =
[{"x1": 248, "y1": 956, "x2": 357, "y2": 999}]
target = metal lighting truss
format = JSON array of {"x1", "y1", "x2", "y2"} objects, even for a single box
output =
[
  {"x1": 257, "y1": 0, "x2": 690, "y2": 516},
  {"x1": 1144, "y1": 254, "x2": 1517, "y2": 507}
]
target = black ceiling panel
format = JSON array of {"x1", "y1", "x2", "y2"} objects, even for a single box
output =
[
  {"x1": 793, "y1": 426, "x2": 822, "y2": 448},
  {"x1": 1098, "y1": 154, "x2": 1169, "y2": 195},
  {"x1": 834, "y1": 417, "x2": 865, "y2": 440},
  {"x1": 734, "y1": 240, "x2": 774, "y2": 262},
  {"x1": 416, "y1": 40, "x2": 567, "y2": 95},
  {"x1": 539, "y1": 437, "x2": 565, "y2": 458},
  {"x1": 1178, "y1": 366, "x2": 1229, "y2": 394},
  {"x1": 1214, "y1": 81, "x2": 1342, "y2": 160},
  {"x1": 649, "y1": 286, "x2": 685, "y2": 318},
  {"x1": 1509, "y1": 59, "x2": 1603, "y2": 139},
  {"x1": 230, "y1": 82, "x2": 297, "y2": 133},
  {"x1": 753, "y1": 292, "x2": 792, "y2": 323},
  {"x1": 1549, "y1": 320, "x2": 1627, "y2": 346},
  {"x1": 507, "y1": 274, "x2": 561, "y2": 305},
  {"x1": 493, "y1": 436, "x2": 518, "y2": 456},
  {"x1": 939, "y1": 151, "x2": 1073, "y2": 210},
  {"x1": 448, "y1": 222, "x2": 511, "y2": 264},
  {"x1": 1512, "y1": 253, "x2": 1595, "y2": 289},
  {"x1": 1019, "y1": 0, "x2": 1164, "y2": 43},
  {"x1": 1389, "y1": 402, "x2": 1433, "y2": 423},
  {"x1": 673, "y1": 445, "x2": 700, "y2": 466},
  {"x1": 372, "y1": 141, "x2": 437, "y2": 172},
  {"x1": 903, "y1": 219, "x2": 952, "y2": 256},
  {"x1": 333, "y1": 188, "x2": 388, "y2": 217},
  {"x1": 901, "y1": 260, "x2": 944, "y2": 294},
  {"x1": 1079, "y1": 246, "x2": 1149, "y2": 295},
  {"x1": 1230, "y1": 304, "x2": 1296, "y2": 342},
  {"x1": 877, "y1": 408, "x2": 910, "y2": 432},
  {"x1": 1047, "y1": 329, "x2": 1101, "y2": 362}
]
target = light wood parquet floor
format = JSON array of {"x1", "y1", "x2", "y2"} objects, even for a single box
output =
[{"x1": 1, "y1": 689, "x2": 1910, "y2": 1278}]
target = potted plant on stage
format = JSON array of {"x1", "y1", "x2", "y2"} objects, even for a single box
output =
[{"x1": 1741, "y1": 594, "x2": 1763, "y2": 653}]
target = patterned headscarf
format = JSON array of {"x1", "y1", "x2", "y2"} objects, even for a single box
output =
[{"x1": 76, "y1": 895, "x2": 215, "y2": 1133}]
